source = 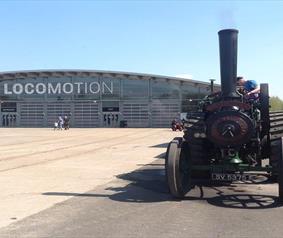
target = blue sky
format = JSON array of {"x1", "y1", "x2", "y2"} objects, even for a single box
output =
[{"x1": 0, "y1": 0, "x2": 282, "y2": 98}]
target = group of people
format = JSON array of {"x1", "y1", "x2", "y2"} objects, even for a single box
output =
[
  {"x1": 54, "y1": 116, "x2": 70, "y2": 130},
  {"x1": 104, "y1": 113, "x2": 119, "y2": 127},
  {"x1": 171, "y1": 118, "x2": 184, "y2": 131}
]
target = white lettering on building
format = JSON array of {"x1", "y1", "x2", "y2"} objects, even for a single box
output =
[
  {"x1": 62, "y1": 83, "x2": 73, "y2": 94},
  {"x1": 35, "y1": 83, "x2": 46, "y2": 94},
  {"x1": 74, "y1": 82, "x2": 83, "y2": 94},
  {"x1": 48, "y1": 83, "x2": 61, "y2": 94},
  {"x1": 4, "y1": 84, "x2": 12, "y2": 94},
  {"x1": 102, "y1": 82, "x2": 113, "y2": 94},
  {"x1": 25, "y1": 83, "x2": 34, "y2": 94},
  {"x1": 3, "y1": 81, "x2": 114, "y2": 95},
  {"x1": 89, "y1": 82, "x2": 100, "y2": 94},
  {"x1": 13, "y1": 83, "x2": 23, "y2": 94}
]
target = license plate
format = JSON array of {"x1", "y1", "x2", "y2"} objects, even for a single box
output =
[{"x1": 211, "y1": 173, "x2": 252, "y2": 181}]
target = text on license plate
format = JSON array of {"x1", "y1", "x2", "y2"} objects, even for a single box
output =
[{"x1": 211, "y1": 173, "x2": 253, "y2": 181}]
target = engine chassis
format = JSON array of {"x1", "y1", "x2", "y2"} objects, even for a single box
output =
[
  {"x1": 165, "y1": 29, "x2": 283, "y2": 201},
  {"x1": 165, "y1": 136, "x2": 283, "y2": 201}
]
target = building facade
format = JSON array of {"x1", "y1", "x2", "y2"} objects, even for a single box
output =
[{"x1": 0, "y1": 70, "x2": 214, "y2": 128}]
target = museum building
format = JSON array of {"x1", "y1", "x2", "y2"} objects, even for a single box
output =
[{"x1": 0, "y1": 70, "x2": 214, "y2": 128}]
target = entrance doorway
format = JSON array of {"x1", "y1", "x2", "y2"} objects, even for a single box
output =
[
  {"x1": 2, "y1": 113, "x2": 17, "y2": 127},
  {"x1": 103, "y1": 113, "x2": 120, "y2": 127},
  {"x1": 1, "y1": 102, "x2": 17, "y2": 127},
  {"x1": 102, "y1": 101, "x2": 120, "y2": 128}
]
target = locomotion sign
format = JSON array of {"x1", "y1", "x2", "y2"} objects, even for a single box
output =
[{"x1": 3, "y1": 82, "x2": 114, "y2": 95}]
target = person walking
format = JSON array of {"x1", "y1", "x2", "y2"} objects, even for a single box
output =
[
  {"x1": 54, "y1": 121, "x2": 59, "y2": 130},
  {"x1": 58, "y1": 116, "x2": 64, "y2": 130},
  {"x1": 63, "y1": 116, "x2": 70, "y2": 130}
]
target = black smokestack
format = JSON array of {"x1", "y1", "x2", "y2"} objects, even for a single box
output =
[{"x1": 218, "y1": 29, "x2": 239, "y2": 98}]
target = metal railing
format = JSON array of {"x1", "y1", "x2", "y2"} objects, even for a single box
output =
[{"x1": 270, "y1": 111, "x2": 283, "y2": 141}]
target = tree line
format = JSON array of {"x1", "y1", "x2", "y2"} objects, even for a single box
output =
[{"x1": 270, "y1": 96, "x2": 283, "y2": 111}]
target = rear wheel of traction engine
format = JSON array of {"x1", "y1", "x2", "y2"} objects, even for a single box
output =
[
  {"x1": 165, "y1": 137, "x2": 191, "y2": 198},
  {"x1": 270, "y1": 138, "x2": 281, "y2": 181},
  {"x1": 277, "y1": 137, "x2": 283, "y2": 203}
]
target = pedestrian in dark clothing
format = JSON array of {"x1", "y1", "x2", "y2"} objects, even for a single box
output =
[
  {"x1": 63, "y1": 116, "x2": 70, "y2": 130},
  {"x1": 107, "y1": 115, "x2": 111, "y2": 126}
]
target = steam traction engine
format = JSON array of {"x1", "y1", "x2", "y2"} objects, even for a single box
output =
[{"x1": 165, "y1": 29, "x2": 283, "y2": 201}]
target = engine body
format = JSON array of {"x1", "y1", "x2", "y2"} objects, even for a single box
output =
[
  {"x1": 184, "y1": 29, "x2": 268, "y2": 168},
  {"x1": 165, "y1": 28, "x2": 283, "y2": 200},
  {"x1": 184, "y1": 93, "x2": 265, "y2": 167},
  {"x1": 165, "y1": 29, "x2": 283, "y2": 200}
]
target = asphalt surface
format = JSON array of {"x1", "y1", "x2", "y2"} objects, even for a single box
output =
[
  {"x1": 0, "y1": 128, "x2": 174, "y2": 228},
  {"x1": 1, "y1": 157, "x2": 283, "y2": 238}
]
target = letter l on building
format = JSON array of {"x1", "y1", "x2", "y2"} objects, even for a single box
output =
[{"x1": 4, "y1": 83, "x2": 12, "y2": 94}]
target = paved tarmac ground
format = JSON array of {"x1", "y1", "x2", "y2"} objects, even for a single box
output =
[{"x1": 0, "y1": 128, "x2": 283, "y2": 238}]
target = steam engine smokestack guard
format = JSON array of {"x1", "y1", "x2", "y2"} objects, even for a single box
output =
[{"x1": 165, "y1": 29, "x2": 283, "y2": 201}]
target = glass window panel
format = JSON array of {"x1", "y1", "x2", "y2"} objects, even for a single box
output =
[
  {"x1": 46, "y1": 77, "x2": 72, "y2": 100},
  {"x1": 122, "y1": 78, "x2": 149, "y2": 99},
  {"x1": 181, "y1": 83, "x2": 200, "y2": 100},
  {"x1": 199, "y1": 86, "x2": 210, "y2": 98},
  {"x1": 73, "y1": 77, "x2": 100, "y2": 100},
  {"x1": 16, "y1": 78, "x2": 46, "y2": 100},
  {"x1": 181, "y1": 83, "x2": 205, "y2": 112},
  {"x1": 101, "y1": 77, "x2": 120, "y2": 100},
  {"x1": 0, "y1": 79, "x2": 18, "y2": 100},
  {"x1": 152, "y1": 80, "x2": 180, "y2": 99}
]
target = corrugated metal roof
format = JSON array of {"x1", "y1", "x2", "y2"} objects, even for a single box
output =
[{"x1": 0, "y1": 69, "x2": 214, "y2": 86}]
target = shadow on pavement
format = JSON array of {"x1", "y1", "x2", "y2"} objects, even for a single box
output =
[
  {"x1": 43, "y1": 160, "x2": 283, "y2": 209},
  {"x1": 150, "y1": 143, "x2": 168, "y2": 148},
  {"x1": 154, "y1": 152, "x2": 166, "y2": 159},
  {"x1": 43, "y1": 166, "x2": 171, "y2": 203},
  {"x1": 182, "y1": 185, "x2": 282, "y2": 209},
  {"x1": 207, "y1": 194, "x2": 281, "y2": 209}
]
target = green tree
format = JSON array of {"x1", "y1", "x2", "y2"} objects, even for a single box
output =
[{"x1": 270, "y1": 96, "x2": 283, "y2": 111}]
